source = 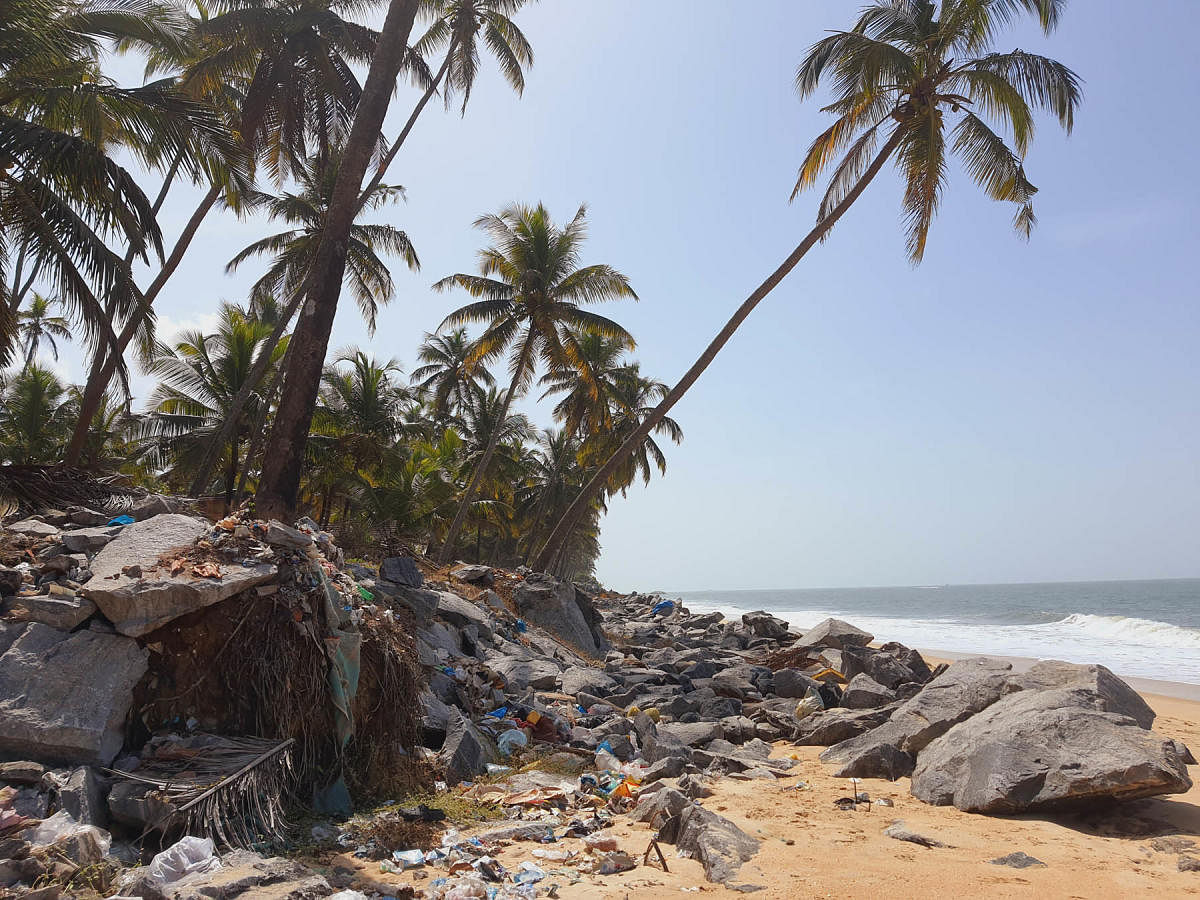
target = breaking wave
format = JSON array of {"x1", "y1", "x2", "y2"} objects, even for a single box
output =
[{"x1": 1046, "y1": 613, "x2": 1200, "y2": 649}]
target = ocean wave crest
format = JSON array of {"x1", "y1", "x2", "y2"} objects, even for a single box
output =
[{"x1": 1044, "y1": 613, "x2": 1200, "y2": 649}]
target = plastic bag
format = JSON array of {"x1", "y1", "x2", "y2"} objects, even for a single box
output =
[
  {"x1": 594, "y1": 749, "x2": 621, "y2": 772},
  {"x1": 795, "y1": 685, "x2": 825, "y2": 721},
  {"x1": 147, "y1": 836, "x2": 220, "y2": 885},
  {"x1": 496, "y1": 728, "x2": 528, "y2": 756},
  {"x1": 27, "y1": 810, "x2": 112, "y2": 859}
]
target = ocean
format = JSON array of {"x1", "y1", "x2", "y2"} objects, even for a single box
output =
[{"x1": 676, "y1": 579, "x2": 1200, "y2": 685}]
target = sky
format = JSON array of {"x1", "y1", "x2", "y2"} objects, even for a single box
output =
[{"x1": 47, "y1": 1, "x2": 1200, "y2": 592}]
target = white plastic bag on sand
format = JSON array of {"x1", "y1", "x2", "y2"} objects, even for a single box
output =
[
  {"x1": 27, "y1": 809, "x2": 112, "y2": 858},
  {"x1": 148, "y1": 836, "x2": 221, "y2": 885},
  {"x1": 328, "y1": 892, "x2": 370, "y2": 900},
  {"x1": 594, "y1": 748, "x2": 621, "y2": 772}
]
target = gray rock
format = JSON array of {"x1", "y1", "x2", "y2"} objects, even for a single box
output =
[
  {"x1": 379, "y1": 556, "x2": 423, "y2": 587},
  {"x1": 1181, "y1": 856, "x2": 1200, "y2": 873},
  {"x1": 741, "y1": 610, "x2": 790, "y2": 640},
  {"x1": 632, "y1": 787, "x2": 691, "y2": 825},
  {"x1": 58, "y1": 766, "x2": 108, "y2": 827},
  {"x1": 911, "y1": 688, "x2": 1193, "y2": 813},
  {"x1": 773, "y1": 668, "x2": 821, "y2": 699},
  {"x1": 1172, "y1": 739, "x2": 1197, "y2": 765},
  {"x1": 719, "y1": 715, "x2": 758, "y2": 744},
  {"x1": 12, "y1": 786, "x2": 47, "y2": 817},
  {"x1": 820, "y1": 657, "x2": 1013, "y2": 778},
  {"x1": 0, "y1": 761, "x2": 44, "y2": 784},
  {"x1": 478, "y1": 589, "x2": 505, "y2": 611},
  {"x1": 842, "y1": 673, "x2": 899, "y2": 709},
  {"x1": 39, "y1": 508, "x2": 70, "y2": 525},
  {"x1": 700, "y1": 696, "x2": 742, "y2": 719},
  {"x1": 107, "y1": 779, "x2": 179, "y2": 829},
  {"x1": 83, "y1": 514, "x2": 276, "y2": 637},
  {"x1": 491, "y1": 656, "x2": 561, "y2": 691},
  {"x1": 841, "y1": 645, "x2": 917, "y2": 690},
  {"x1": 0, "y1": 623, "x2": 148, "y2": 765},
  {"x1": 435, "y1": 592, "x2": 493, "y2": 636},
  {"x1": 660, "y1": 721, "x2": 723, "y2": 747},
  {"x1": 10, "y1": 595, "x2": 96, "y2": 630},
  {"x1": 879, "y1": 642, "x2": 933, "y2": 683},
  {"x1": 451, "y1": 563, "x2": 493, "y2": 584},
  {"x1": 127, "y1": 494, "x2": 177, "y2": 521},
  {"x1": 263, "y1": 520, "x2": 313, "y2": 551},
  {"x1": 643, "y1": 755, "x2": 687, "y2": 784},
  {"x1": 634, "y1": 712, "x2": 690, "y2": 764},
  {"x1": 7, "y1": 519, "x2": 58, "y2": 539},
  {"x1": 0, "y1": 566, "x2": 23, "y2": 595},
  {"x1": 377, "y1": 583, "x2": 437, "y2": 621},
  {"x1": 796, "y1": 617, "x2": 873, "y2": 650},
  {"x1": 558, "y1": 665, "x2": 617, "y2": 697},
  {"x1": 794, "y1": 704, "x2": 898, "y2": 746},
  {"x1": 678, "y1": 773, "x2": 714, "y2": 799},
  {"x1": 991, "y1": 852, "x2": 1046, "y2": 868},
  {"x1": 675, "y1": 803, "x2": 759, "y2": 883},
  {"x1": 441, "y1": 709, "x2": 499, "y2": 785},
  {"x1": 512, "y1": 574, "x2": 608, "y2": 657},
  {"x1": 67, "y1": 507, "x2": 108, "y2": 526},
  {"x1": 1010, "y1": 659, "x2": 1156, "y2": 729},
  {"x1": 131, "y1": 849, "x2": 330, "y2": 900}
]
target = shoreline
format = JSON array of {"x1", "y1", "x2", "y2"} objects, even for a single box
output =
[{"x1": 921, "y1": 647, "x2": 1200, "y2": 701}]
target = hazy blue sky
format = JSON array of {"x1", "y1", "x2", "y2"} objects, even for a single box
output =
[{"x1": 71, "y1": 2, "x2": 1199, "y2": 591}]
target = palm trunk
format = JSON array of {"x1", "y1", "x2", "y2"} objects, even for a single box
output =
[
  {"x1": 224, "y1": 430, "x2": 242, "y2": 512},
  {"x1": 532, "y1": 128, "x2": 907, "y2": 572},
  {"x1": 359, "y1": 48, "x2": 453, "y2": 202},
  {"x1": 437, "y1": 334, "x2": 533, "y2": 563},
  {"x1": 255, "y1": 0, "x2": 421, "y2": 522},
  {"x1": 234, "y1": 339, "x2": 292, "y2": 498},
  {"x1": 189, "y1": 292, "x2": 303, "y2": 496}
]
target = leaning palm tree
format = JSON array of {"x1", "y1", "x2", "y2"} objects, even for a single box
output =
[
  {"x1": 431, "y1": 202, "x2": 637, "y2": 562},
  {"x1": 411, "y1": 327, "x2": 496, "y2": 423},
  {"x1": 534, "y1": 0, "x2": 1081, "y2": 571},
  {"x1": 185, "y1": 150, "x2": 420, "y2": 496},
  {"x1": 16, "y1": 294, "x2": 71, "y2": 372}
]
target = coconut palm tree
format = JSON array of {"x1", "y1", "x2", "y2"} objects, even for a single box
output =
[
  {"x1": 0, "y1": 365, "x2": 71, "y2": 464},
  {"x1": 65, "y1": 0, "x2": 398, "y2": 461},
  {"x1": 1, "y1": 0, "x2": 242, "y2": 371},
  {"x1": 411, "y1": 327, "x2": 496, "y2": 423},
  {"x1": 185, "y1": 149, "x2": 420, "y2": 495},
  {"x1": 533, "y1": 0, "x2": 1081, "y2": 571},
  {"x1": 360, "y1": 0, "x2": 533, "y2": 199},
  {"x1": 255, "y1": 0, "x2": 423, "y2": 521},
  {"x1": 537, "y1": 328, "x2": 634, "y2": 437},
  {"x1": 430, "y1": 202, "x2": 637, "y2": 562},
  {"x1": 228, "y1": 155, "x2": 419, "y2": 331},
  {"x1": 16, "y1": 294, "x2": 71, "y2": 372},
  {"x1": 143, "y1": 301, "x2": 288, "y2": 509}
]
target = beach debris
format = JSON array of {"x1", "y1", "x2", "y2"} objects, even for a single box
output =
[
  {"x1": 1180, "y1": 856, "x2": 1200, "y2": 873},
  {"x1": 990, "y1": 851, "x2": 1046, "y2": 868},
  {"x1": 883, "y1": 820, "x2": 950, "y2": 849},
  {"x1": 643, "y1": 837, "x2": 669, "y2": 872}
]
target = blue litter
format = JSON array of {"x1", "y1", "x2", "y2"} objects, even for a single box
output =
[
  {"x1": 651, "y1": 599, "x2": 675, "y2": 616},
  {"x1": 107, "y1": 515, "x2": 135, "y2": 526},
  {"x1": 487, "y1": 707, "x2": 508, "y2": 718},
  {"x1": 516, "y1": 619, "x2": 528, "y2": 633},
  {"x1": 596, "y1": 740, "x2": 615, "y2": 754}
]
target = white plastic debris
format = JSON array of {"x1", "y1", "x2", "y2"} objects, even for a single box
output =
[{"x1": 147, "y1": 836, "x2": 221, "y2": 885}]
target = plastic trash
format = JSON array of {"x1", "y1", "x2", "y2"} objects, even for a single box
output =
[
  {"x1": 107, "y1": 514, "x2": 135, "y2": 526},
  {"x1": 486, "y1": 763, "x2": 513, "y2": 776},
  {"x1": 594, "y1": 749, "x2": 621, "y2": 772},
  {"x1": 328, "y1": 892, "x2": 370, "y2": 900},
  {"x1": 393, "y1": 849, "x2": 425, "y2": 868},
  {"x1": 795, "y1": 685, "x2": 825, "y2": 721},
  {"x1": 651, "y1": 599, "x2": 674, "y2": 616},
  {"x1": 26, "y1": 810, "x2": 112, "y2": 860},
  {"x1": 487, "y1": 706, "x2": 509, "y2": 718},
  {"x1": 511, "y1": 861, "x2": 546, "y2": 884},
  {"x1": 147, "y1": 836, "x2": 220, "y2": 885},
  {"x1": 531, "y1": 848, "x2": 572, "y2": 861},
  {"x1": 515, "y1": 619, "x2": 528, "y2": 633},
  {"x1": 596, "y1": 740, "x2": 615, "y2": 755},
  {"x1": 496, "y1": 728, "x2": 529, "y2": 756}
]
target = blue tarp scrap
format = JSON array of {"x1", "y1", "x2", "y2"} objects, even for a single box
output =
[{"x1": 312, "y1": 567, "x2": 362, "y2": 816}]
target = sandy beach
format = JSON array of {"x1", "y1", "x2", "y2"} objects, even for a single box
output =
[{"x1": 468, "y1": 655, "x2": 1200, "y2": 899}]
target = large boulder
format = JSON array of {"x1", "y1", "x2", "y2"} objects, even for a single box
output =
[
  {"x1": 912, "y1": 688, "x2": 1192, "y2": 813},
  {"x1": 8, "y1": 594, "x2": 96, "y2": 630},
  {"x1": 450, "y1": 563, "x2": 493, "y2": 585},
  {"x1": 741, "y1": 610, "x2": 789, "y2": 640},
  {"x1": 379, "y1": 556, "x2": 423, "y2": 588},
  {"x1": 512, "y1": 574, "x2": 608, "y2": 657},
  {"x1": 674, "y1": 803, "x2": 759, "y2": 883},
  {"x1": 490, "y1": 655, "x2": 561, "y2": 691},
  {"x1": 774, "y1": 668, "x2": 821, "y2": 699},
  {"x1": 7, "y1": 518, "x2": 59, "y2": 539},
  {"x1": 558, "y1": 665, "x2": 618, "y2": 697},
  {"x1": 434, "y1": 592, "x2": 493, "y2": 636},
  {"x1": 842, "y1": 673, "x2": 899, "y2": 709},
  {"x1": 83, "y1": 514, "x2": 276, "y2": 637},
  {"x1": 841, "y1": 645, "x2": 920, "y2": 689},
  {"x1": 440, "y1": 709, "x2": 499, "y2": 785},
  {"x1": 61, "y1": 525, "x2": 121, "y2": 554},
  {"x1": 794, "y1": 704, "x2": 900, "y2": 746},
  {"x1": 795, "y1": 617, "x2": 873, "y2": 650},
  {"x1": 0, "y1": 623, "x2": 148, "y2": 765},
  {"x1": 1009, "y1": 660, "x2": 1156, "y2": 729},
  {"x1": 820, "y1": 657, "x2": 1012, "y2": 778}
]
